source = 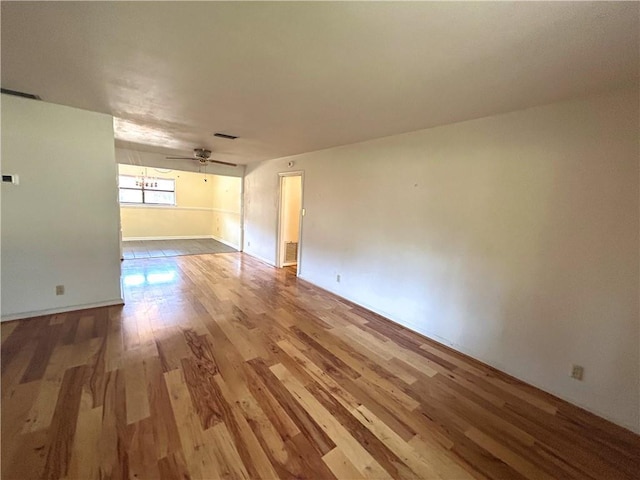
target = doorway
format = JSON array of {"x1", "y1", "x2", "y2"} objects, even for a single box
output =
[
  {"x1": 277, "y1": 172, "x2": 303, "y2": 274},
  {"x1": 117, "y1": 163, "x2": 242, "y2": 259}
]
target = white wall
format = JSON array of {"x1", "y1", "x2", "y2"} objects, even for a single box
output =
[
  {"x1": 119, "y1": 164, "x2": 216, "y2": 239},
  {"x1": 282, "y1": 176, "x2": 302, "y2": 244},
  {"x1": 209, "y1": 174, "x2": 243, "y2": 249},
  {"x1": 243, "y1": 88, "x2": 640, "y2": 433},
  {"x1": 1, "y1": 94, "x2": 123, "y2": 320}
]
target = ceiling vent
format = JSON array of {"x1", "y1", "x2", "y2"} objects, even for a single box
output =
[
  {"x1": 1, "y1": 88, "x2": 41, "y2": 100},
  {"x1": 213, "y1": 132, "x2": 238, "y2": 140}
]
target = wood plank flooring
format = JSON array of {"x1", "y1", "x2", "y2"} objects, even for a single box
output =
[{"x1": 2, "y1": 253, "x2": 638, "y2": 479}]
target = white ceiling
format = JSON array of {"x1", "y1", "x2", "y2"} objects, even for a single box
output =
[{"x1": 2, "y1": 2, "x2": 638, "y2": 164}]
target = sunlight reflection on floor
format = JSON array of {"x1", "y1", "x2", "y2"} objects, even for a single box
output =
[{"x1": 123, "y1": 270, "x2": 176, "y2": 287}]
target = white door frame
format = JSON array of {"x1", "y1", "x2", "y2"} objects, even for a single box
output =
[{"x1": 276, "y1": 171, "x2": 304, "y2": 273}]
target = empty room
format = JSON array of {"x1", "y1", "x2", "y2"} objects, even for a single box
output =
[{"x1": 1, "y1": 2, "x2": 638, "y2": 479}]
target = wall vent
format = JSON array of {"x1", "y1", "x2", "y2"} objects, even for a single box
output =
[
  {"x1": 285, "y1": 242, "x2": 298, "y2": 263},
  {"x1": 214, "y1": 132, "x2": 238, "y2": 140},
  {"x1": 1, "y1": 88, "x2": 41, "y2": 100}
]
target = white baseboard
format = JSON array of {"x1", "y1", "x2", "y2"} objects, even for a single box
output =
[
  {"x1": 243, "y1": 250, "x2": 275, "y2": 267},
  {"x1": 123, "y1": 235, "x2": 214, "y2": 241},
  {"x1": 211, "y1": 235, "x2": 240, "y2": 250},
  {"x1": 1, "y1": 298, "x2": 125, "y2": 323},
  {"x1": 294, "y1": 274, "x2": 640, "y2": 435}
]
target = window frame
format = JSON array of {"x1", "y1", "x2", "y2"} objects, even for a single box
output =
[{"x1": 118, "y1": 174, "x2": 176, "y2": 206}]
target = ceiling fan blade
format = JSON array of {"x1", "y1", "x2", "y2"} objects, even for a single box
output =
[
  {"x1": 165, "y1": 156, "x2": 237, "y2": 167},
  {"x1": 208, "y1": 159, "x2": 238, "y2": 167}
]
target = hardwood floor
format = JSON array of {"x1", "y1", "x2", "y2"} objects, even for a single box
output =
[
  {"x1": 2, "y1": 253, "x2": 638, "y2": 479},
  {"x1": 284, "y1": 265, "x2": 298, "y2": 275}
]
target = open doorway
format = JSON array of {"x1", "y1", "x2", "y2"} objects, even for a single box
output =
[
  {"x1": 277, "y1": 172, "x2": 303, "y2": 274},
  {"x1": 117, "y1": 163, "x2": 242, "y2": 259}
]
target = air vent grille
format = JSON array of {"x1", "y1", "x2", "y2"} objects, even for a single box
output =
[
  {"x1": 285, "y1": 242, "x2": 298, "y2": 264},
  {"x1": 1, "y1": 88, "x2": 41, "y2": 100},
  {"x1": 214, "y1": 132, "x2": 238, "y2": 140}
]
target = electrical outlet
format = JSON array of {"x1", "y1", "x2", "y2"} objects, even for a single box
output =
[
  {"x1": 336, "y1": 274, "x2": 341, "y2": 283},
  {"x1": 247, "y1": 241, "x2": 251, "y2": 247},
  {"x1": 56, "y1": 285, "x2": 65, "y2": 295},
  {"x1": 571, "y1": 364, "x2": 584, "y2": 381}
]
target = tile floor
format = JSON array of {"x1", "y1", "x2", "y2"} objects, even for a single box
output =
[{"x1": 122, "y1": 238, "x2": 237, "y2": 259}]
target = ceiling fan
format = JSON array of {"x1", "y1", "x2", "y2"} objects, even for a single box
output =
[{"x1": 166, "y1": 148, "x2": 237, "y2": 167}]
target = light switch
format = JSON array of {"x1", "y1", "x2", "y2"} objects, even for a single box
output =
[{"x1": 1, "y1": 174, "x2": 19, "y2": 185}]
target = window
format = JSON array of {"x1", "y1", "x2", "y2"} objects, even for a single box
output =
[{"x1": 118, "y1": 175, "x2": 176, "y2": 205}]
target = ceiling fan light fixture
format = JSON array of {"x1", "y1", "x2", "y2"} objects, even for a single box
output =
[
  {"x1": 165, "y1": 148, "x2": 238, "y2": 167},
  {"x1": 194, "y1": 148, "x2": 212, "y2": 159}
]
